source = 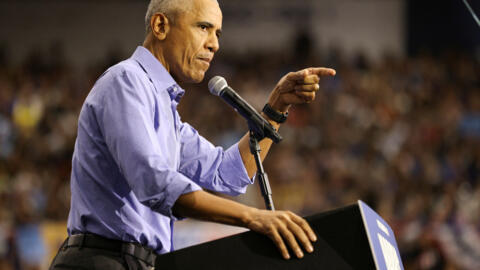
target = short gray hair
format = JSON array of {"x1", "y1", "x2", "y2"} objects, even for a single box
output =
[
  {"x1": 145, "y1": 0, "x2": 219, "y2": 34},
  {"x1": 144, "y1": 0, "x2": 190, "y2": 34}
]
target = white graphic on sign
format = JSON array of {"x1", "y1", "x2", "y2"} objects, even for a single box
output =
[
  {"x1": 377, "y1": 219, "x2": 390, "y2": 236},
  {"x1": 377, "y1": 233, "x2": 401, "y2": 270}
]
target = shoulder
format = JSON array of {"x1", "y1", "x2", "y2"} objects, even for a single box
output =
[
  {"x1": 101, "y1": 59, "x2": 148, "y2": 86},
  {"x1": 87, "y1": 59, "x2": 154, "y2": 104}
]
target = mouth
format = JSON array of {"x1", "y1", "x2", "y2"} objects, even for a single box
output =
[{"x1": 197, "y1": 57, "x2": 212, "y2": 65}]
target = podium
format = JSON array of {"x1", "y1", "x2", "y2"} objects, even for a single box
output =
[{"x1": 156, "y1": 201, "x2": 404, "y2": 269}]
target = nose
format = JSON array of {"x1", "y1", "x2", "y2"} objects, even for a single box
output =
[{"x1": 206, "y1": 33, "x2": 219, "y2": 53}]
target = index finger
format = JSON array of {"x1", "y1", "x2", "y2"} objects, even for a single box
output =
[
  {"x1": 286, "y1": 68, "x2": 336, "y2": 81},
  {"x1": 306, "y1": 67, "x2": 336, "y2": 77},
  {"x1": 290, "y1": 214, "x2": 317, "y2": 242}
]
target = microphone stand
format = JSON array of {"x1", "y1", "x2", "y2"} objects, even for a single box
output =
[{"x1": 248, "y1": 130, "x2": 276, "y2": 211}]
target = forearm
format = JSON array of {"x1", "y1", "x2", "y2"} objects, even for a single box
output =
[
  {"x1": 238, "y1": 112, "x2": 281, "y2": 178},
  {"x1": 172, "y1": 189, "x2": 317, "y2": 260},
  {"x1": 172, "y1": 190, "x2": 256, "y2": 227}
]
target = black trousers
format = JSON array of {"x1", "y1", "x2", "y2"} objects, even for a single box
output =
[{"x1": 49, "y1": 235, "x2": 156, "y2": 270}]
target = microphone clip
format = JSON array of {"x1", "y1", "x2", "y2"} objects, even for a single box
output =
[{"x1": 247, "y1": 119, "x2": 282, "y2": 143}]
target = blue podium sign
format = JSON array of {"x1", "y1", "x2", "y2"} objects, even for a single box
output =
[{"x1": 358, "y1": 200, "x2": 404, "y2": 270}]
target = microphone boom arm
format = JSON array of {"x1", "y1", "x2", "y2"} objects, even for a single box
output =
[
  {"x1": 209, "y1": 76, "x2": 280, "y2": 210},
  {"x1": 249, "y1": 131, "x2": 275, "y2": 211},
  {"x1": 221, "y1": 88, "x2": 282, "y2": 143},
  {"x1": 219, "y1": 89, "x2": 278, "y2": 210}
]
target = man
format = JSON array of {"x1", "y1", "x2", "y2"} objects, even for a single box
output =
[{"x1": 50, "y1": 0, "x2": 336, "y2": 269}]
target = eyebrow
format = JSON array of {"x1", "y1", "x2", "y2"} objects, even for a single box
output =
[{"x1": 198, "y1": 21, "x2": 222, "y2": 37}]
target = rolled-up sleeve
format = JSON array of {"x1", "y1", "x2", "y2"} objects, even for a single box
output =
[
  {"x1": 178, "y1": 121, "x2": 253, "y2": 195},
  {"x1": 96, "y1": 69, "x2": 201, "y2": 218}
]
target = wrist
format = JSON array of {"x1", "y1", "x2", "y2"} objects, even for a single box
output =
[
  {"x1": 268, "y1": 102, "x2": 290, "y2": 114},
  {"x1": 267, "y1": 90, "x2": 290, "y2": 113},
  {"x1": 240, "y1": 207, "x2": 258, "y2": 228},
  {"x1": 263, "y1": 103, "x2": 288, "y2": 124}
]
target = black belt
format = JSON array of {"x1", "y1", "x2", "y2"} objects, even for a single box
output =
[{"x1": 65, "y1": 233, "x2": 157, "y2": 266}]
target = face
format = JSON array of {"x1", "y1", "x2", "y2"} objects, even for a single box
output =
[{"x1": 163, "y1": 0, "x2": 222, "y2": 83}]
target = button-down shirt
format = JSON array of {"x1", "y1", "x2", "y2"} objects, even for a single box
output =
[{"x1": 67, "y1": 46, "x2": 253, "y2": 254}]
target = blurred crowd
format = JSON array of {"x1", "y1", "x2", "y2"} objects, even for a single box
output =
[{"x1": 0, "y1": 41, "x2": 479, "y2": 269}]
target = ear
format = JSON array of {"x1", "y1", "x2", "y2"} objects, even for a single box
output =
[{"x1": 150, "y1": 13, "x2": 170, "y2": 41}]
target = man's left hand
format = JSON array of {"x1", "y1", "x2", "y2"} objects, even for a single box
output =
[{"x1": 266, "y1": 67, "x2": 336, "y2": 113}]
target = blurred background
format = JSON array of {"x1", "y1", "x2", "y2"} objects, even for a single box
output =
[{"x1": 1, "y1": 0, "x2": 480, "y2": 269}]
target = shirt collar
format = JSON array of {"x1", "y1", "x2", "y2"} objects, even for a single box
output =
[{"x1": 131, "y1": 46, "x2": 185, "y2": 102}]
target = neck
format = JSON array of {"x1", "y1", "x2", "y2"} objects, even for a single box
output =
[{"x1": 143, "y1": 34, "x2": 171, "y2": 73}]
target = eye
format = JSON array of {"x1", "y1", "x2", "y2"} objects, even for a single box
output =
[{"x1": 199, "y1": 24, "x2": 208, "y2": 30}]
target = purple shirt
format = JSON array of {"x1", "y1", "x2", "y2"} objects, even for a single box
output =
[{"x1": 67, "y1": 46, "x2": 253, "y2": 254}]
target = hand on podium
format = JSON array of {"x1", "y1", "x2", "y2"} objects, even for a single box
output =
[
  {"x1": 245, "y1": 208, "x2": 317, "y2": 260},
  {"x1": 173, "y1": 190, "x2": 317, "y2": 260}
]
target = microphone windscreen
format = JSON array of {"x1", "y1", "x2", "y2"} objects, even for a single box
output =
[{"x1": 208, "y1": 76, "x2": 228, "y2": 96}]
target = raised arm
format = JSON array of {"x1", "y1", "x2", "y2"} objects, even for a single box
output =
[{"x1": 238, "y1": 67, "x2": 336, "y2": 178}]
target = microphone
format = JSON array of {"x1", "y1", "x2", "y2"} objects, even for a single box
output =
[{"x1": 208, "y1": 76, "x2": 282, "y2": 143}]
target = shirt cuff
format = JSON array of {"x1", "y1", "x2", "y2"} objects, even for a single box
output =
[
  {"x1": 150, "y1": 174, "x2": 202, "y2": 219},
  {"x1": 217, "y1": 142, "x2": 255, "y2": 195}
]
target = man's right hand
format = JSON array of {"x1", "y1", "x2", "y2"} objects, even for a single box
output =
[{"x1": 244, "y1": 209, "x2": 317, "y2": 260}]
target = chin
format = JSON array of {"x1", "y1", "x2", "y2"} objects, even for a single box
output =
[
  {"x1": 176, "y1": 68, "x2": 206, "y2": 84},
  {"x1": 186, "y1": 72, "x2": 206, "y2": 84},
  {"x1": 191, "y1": 76, "x2": 204, "y2": 83}
]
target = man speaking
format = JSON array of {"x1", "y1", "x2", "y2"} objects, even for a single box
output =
[{"x1": 50, "y1": 0, "x2": 336, "y2": 269}]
